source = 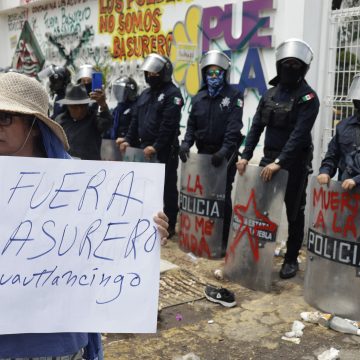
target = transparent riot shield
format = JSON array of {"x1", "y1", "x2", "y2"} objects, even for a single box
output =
[
  {"x1": 123, "y1": 146, "x2": 159, "y2": 163},
  {"x1": 304, "y1": 177, "x2": 360, "y2": 320},
  {"x1": 224, "y1": 165, "x2": 288, "y2": 292},
  {"x1": 179, "y1": 153, "x2": 226, "y2": 259},
  {"x1": 101, "y1": 139, "x2": 122, "y2": 161}
]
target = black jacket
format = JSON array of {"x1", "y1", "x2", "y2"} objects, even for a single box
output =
[
  {"x1": 242, "y1": 80, "x2": 320, "y2": 169},
  {"x1": 125, "y1": 82, "x2": 183, "y2": 154},
  {"x1": 183, "y1": 83, "x2": 244, "y2": 158},
  {"x1": 319, "y1": 114, "x2": 360, "y2": 184},
  {"x1": 56, "y1": 107, "x2": 112, "y2": 160}
]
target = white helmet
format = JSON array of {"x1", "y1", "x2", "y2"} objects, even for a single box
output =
[
  {"x1": 347, "y1": 74, "x2": 360, "y2": 100},
  {"x1": 276, "y1": 38, "x2": 313, "y2": 76},
  {"x1": 200, "y1": 50, "x2": 231, "y2": 83}
]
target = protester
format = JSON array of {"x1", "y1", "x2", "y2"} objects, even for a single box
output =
[
  {"x1": 0, "y1": 71, "x2": 169, "y2": 359},
  {"x1": 76, "y1": 64, "x2": 95, "y2": 95},
  {"x1": 237, "y1": 39, "x2": 320, "y2": 279},
  {"x1": 117, "y1": 53, "x2": 183, "y2": 238},
  {"x1": 104, "y1": 75, "x2": 138, "y2": 141},
  {"x1": 318, "y1": 73, "x2": 360, "y2": 190},
  {"x1": 55, "y1": 83, "x2": 112, "y2": 160},
  {"x1": 179, "y1": 50, "x2": 244, "y2": 254}
]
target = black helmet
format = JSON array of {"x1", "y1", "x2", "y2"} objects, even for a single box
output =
[
  {"x1": 141, "y1": 53, "x2": 173, "y2": 82},
  {"x1": 111, "y1": 76, "x2": 138, "y2": 103},
  {"x1": 49, "y1": 65, "x2": 71, "y2": 95}
]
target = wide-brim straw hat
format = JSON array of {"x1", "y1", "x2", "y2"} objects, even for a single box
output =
[
  {"x1": 0, "y1": 72, "x2": 69, "y2": 150},
  {"x1": 57, "y1": 83, "x2": 95, "y2": 105}
]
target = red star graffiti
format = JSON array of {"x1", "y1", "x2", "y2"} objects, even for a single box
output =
[{"x1": 225, "y1": 188, "x2": 277, "y2": 263}]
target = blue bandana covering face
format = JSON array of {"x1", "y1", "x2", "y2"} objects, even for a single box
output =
[{"x1": 206, "y1": 71, "x2": 225, "y2": 97}]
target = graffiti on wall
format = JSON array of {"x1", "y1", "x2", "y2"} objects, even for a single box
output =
[
  {"x1": 170, "y1": 0, "x2": 274, "y2": 97},
  {"x1": 98, "y1": 0, "x2": 188, "y2": 61},
  {"x1": 12, "y1": 21, "x2": 45, "y2": 77}
]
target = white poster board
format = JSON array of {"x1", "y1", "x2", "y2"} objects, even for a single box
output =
[{"x1": 0, "y1": 156, "x2": 165, "y2": 334}]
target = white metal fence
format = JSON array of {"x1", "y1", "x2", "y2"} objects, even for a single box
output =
[{"x1": 323, "y1": 7, "x2": 360, "y2": 152}]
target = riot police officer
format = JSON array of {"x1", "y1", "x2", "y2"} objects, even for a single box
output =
[
  {"x1": 49, "y1": 65, "x2": 72, "y2": 119},
  {"x1": 318, "y1": 74, "x2": 360, "y2": 189},
  {"x1": 105, "y1": 76, "x2": 138, "y2": 140},
  {"x1": 118, "y1": 54, "x2": 183, "y2": 237},
  {"x1": 237, "y1": 39, "x2": 320, "y2": 279},
  {"x1": 179, "y1": 50, "x2": 244, "y2": 254},
  {"x1": 37, "y1": 64, "x2": 71, "y2": 119}
]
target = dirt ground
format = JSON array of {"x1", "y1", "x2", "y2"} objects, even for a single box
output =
[{"x1": 103, "y1": 237, "x2": 360, "y2": 360}]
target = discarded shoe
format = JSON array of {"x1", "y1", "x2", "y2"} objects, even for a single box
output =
[
  {"x1": 279, "y1": 261, "x2": 299, "y2": 279},
  {"x1": 204, "y1": 285, "x2": 236, "y2": 308}
]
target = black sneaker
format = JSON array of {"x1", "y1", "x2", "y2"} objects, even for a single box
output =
[
  {"x1": 204, "y1": 285, "x2": 236, "y2": 308},
  {"x1": 279, "y1": 261, "x2": 299, "y2": 279}
]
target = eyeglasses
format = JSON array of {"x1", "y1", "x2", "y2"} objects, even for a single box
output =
[
  {"x1": 207, "y1": 69, "x2": 223, "y2": 77},
  {"x1": 0, "y1": 112, "x2": 33, "y2": 126},
  {"x1": 0, "y1": 112, "x2": 15, "y2": 126}
]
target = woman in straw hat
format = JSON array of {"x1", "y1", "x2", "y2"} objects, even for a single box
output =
[{"x1": 0, "y1": 72, "x2": 169, "y2": 359}]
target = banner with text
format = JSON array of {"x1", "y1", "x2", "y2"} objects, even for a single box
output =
[{"x1": 0, "y1": 156, "x2": 164, "y2": 334}]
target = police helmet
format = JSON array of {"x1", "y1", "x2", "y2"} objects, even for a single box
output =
[
  {"x1": 200, "y1": 50, "x2": 231, "y2": 83},
  {"x1": 141, "y1": 53, "x2": 173, "y2": 82},
  {"x1": 111, "y1": 76, "x2": 138, "y2": 103},
  {"x1": 347, "y1": 74, "x2": 360, "y2": 100},
  {"x1": 275, "y1": 38, "x2": 313, "y2": 76},
  {"x1": 49, "y1": 66, "x2": 71, "y2": 89},
  {"x1": 76, "y1": 64, "x2": 94, "y2": 83}
]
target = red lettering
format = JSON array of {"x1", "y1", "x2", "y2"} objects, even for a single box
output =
[
  {"x1": 330, "y1": 191, "x2": 340, "y2": 211},
  {"x1": 113, "y1": 36, "x2": 126, "y2": 60},
  {"x1": 157, "y1": 34, "x2": 166, "y2": 55},
  {"x1": 180, "y1": 213, "x2": 190, "y2": 231},
  {"x1": 313, "y1": 187, "x2": 323, "y2": 207},
  {"x1": 186, "y1": 174, "x2": 203, "y2": 195},
  {"x1": 115, "y1": 0, "x2": 124, "y2": 13},
  {"x1": 343, "y1": 215, "x2": 357, "y2": 238},
  {"x1": 314, "y1": 209, "x2": 325, "y2": 230},
  {"x1": 195, "y1": 216, "x2": 214, "y2": 236},
  {"x1": 331, "y1": 212, "x2": 342, "y2": 234},
  {"x1": 99, "y1": 0, "x2": 114, "y2": 14}
]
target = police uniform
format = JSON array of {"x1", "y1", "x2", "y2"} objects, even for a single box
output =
[
  {"x1": 242, "y1": 79, "x2": 320, "y2": 263},
  {"x1": 125, "y1": 81, "x2": 183, "y2": 231},
  {"x1": 319, "y1": 114, "x2": 360, "y2": 184},
  {"x1": 183, "y1": 83, "x2": 244, "y2": 250}
]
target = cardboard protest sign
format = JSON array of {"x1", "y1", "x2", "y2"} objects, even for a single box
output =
[{"x1": 0, "y1": 156, "x2": 164, "y2": 334}]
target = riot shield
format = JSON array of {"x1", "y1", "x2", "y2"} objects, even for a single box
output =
[
  {"x1": 224, "y1": 165, "x2": 288, "y2": 292},
  {"x1": 123, "y1": 146, "x2": 159, "y2": 163},
  {"x1": 304, "y1": 177, "x2": 360, "y2": 320},
  {"x1": 101, "y1": 139, "x2": 122, "y2": 161},
  {"x1": 179, "y1": 153, "x2": 226, "y2": 259}
]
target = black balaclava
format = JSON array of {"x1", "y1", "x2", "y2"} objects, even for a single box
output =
[
  {"x1": 353, "y1": 100, "x2": 360, "y2": 118},
  {"x1": 278, "y1": 58, "x2": 305, "y2": 87},
  {"x1": 145, "y1": 72, "x2": 163, "y2": 90}
]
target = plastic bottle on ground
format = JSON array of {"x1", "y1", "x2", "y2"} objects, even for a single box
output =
[{"x1": 328, "y1": 316, "x2": 360, "y2": 335}]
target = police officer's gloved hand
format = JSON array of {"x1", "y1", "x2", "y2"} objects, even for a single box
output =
[
  {"x1": 211, "y1": 152, "x2": 225, "y2": 167},
  {"x1": 179, "y1": 143, "x2": 190, "y2": 162}
]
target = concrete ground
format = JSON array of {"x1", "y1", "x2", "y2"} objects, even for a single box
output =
[{"x1": 103, "y1": 237, "x2": 360, "y2": 360}]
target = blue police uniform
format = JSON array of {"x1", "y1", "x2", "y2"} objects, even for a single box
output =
[
  {"x1": 182, "y1": 83, "x2": 244, "y2": 251},
  {"x1": 242, "y1": 79, "x2": 320, "y2": 263},
  {"x1": 125, "y1": 81, "x2": 183, "y2": 231},
  {"x1": 319, "y1": 114, "x2": 360, "y2": 184}
]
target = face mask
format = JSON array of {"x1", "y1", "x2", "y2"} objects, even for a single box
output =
[
  {"x1": 145, "y1": 74, "x2": 162, "y2": 89},
  {"x1": 206, "y1": 71, "x2": 225, "y2": 97},
  {"x1": 83, "y1": 82, "x2": 92, "y2": 95},
  {"x1": 279, "y1": 61, "x2": 303, "y2": 87},
  {"x1": 353, "y1": 99, "x2": 360, "y2": 111}
]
